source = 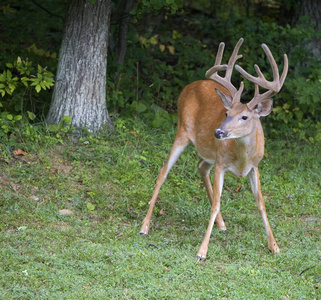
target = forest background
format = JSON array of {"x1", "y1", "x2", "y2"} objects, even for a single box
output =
[{"x1": 0, "y1": 0, "x2": 321, "y2": 143}]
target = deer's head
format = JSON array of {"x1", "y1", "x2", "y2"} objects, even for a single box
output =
[{"x1": 205, "y1": 38, "x2": 288, "y2": 140}]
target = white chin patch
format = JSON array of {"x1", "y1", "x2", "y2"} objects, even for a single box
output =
[{"x1": 218, "y1": 134, "x2": 239, "y2": 140}]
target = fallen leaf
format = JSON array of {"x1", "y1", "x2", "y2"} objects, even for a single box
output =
[
  {"x1": 59, "y1": 209, "x2": 74, "y2": 215},
  {"x1": 236, "y1": 184, "x2": 242, "y2": 192},
  {"x1": 13, "y1": 149, "x2": 28, "y2": 156},
  {"x1": 159, "y1": 207, "x2": 165, "y2": 216},
  {"x1": 130, "y1": 131, "x2": 137, "y2": 137},
  {"x1": 10, "y1": 182, "x2": 19, "y2": 191}
]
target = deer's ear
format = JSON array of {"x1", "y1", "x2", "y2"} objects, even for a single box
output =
[
  {"x1": 254, "y1": 98, "x2": 273, "y2": 117},
  {"x1": 216, "y1": 88, "x2": 233, "y2": 110}
]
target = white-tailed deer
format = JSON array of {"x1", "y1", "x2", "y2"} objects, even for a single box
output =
[{"x1": 140, "y1": 38, "x2": 288, "y2": 259}]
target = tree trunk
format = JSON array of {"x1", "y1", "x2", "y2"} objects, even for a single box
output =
[
  {"x1": 291, "y1": 0, "x2": 321, "y2": 28},
  {"x1": 287, "y1": 0, "x2": 321, "y2": 59},
  {"x1": 47, "y1": 0, "x2": 113, "y2": 132}
]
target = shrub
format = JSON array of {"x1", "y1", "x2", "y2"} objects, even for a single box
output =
[{"x1": 0, "y1": 57, "x2": 55, "y2": 146}]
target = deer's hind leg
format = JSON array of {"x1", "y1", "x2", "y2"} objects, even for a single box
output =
[{"x1": 140, "y1": 130, "x2": 190, "y2": 236}]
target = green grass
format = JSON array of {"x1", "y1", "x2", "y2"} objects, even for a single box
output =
[{"x1": 0, "y1": 117, "x2": 320, "y2": 299}]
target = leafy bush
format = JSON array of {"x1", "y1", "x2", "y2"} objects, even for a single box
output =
[
  {"x1": 0, "y1": 56, "x2": 54, "y2": 103},
  {"x1": 0, "y1": 57, "x2": 58, "y2": 147}
]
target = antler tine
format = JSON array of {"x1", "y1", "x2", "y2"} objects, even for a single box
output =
[
  {"x1": 205, "y1": 42, "x2": 227, "y2": 79},
  {"x1": 205, "y1": 38, "x2": 244, "y2": 98},
  {"x1": 280, "y1": 53, "x2": 289, "y2": 87},
  {"x1": 235, "y1": 43, "x2": 288, "y2": 109},
  {"x1": 262, "y1": 44, "x2": 280, "y2": 87},
  {"x1": 214, "y1": 42, "x2": 225, "y2": 66},
  {"x1": 225, "y1": 38, "x2": 244, "y2": 80}
]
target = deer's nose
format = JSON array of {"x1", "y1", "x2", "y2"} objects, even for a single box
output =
[{"x1": 214, "y1": 128, "x2": 227, "y2": 139}]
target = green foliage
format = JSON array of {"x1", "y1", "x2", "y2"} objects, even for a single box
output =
[
  {"x1": 27, "y1": 43, "x2": 57, "y2": 59},
  {"x1": 0, "y1": 116, "x2": 76, "y2": 159},
  {"x1": 134, "y1": 0, "x2": 182, "y2": 16},
  {"x1": 152, "y1": 108, "x2": 177, "y2": 129},
  {"x1": 0, "y1": 57, "x2": 56, "y2": 145},
  {"x1": 0, "y1": 57, "x2": 54, "y2": 96},
  {"x1": 46, "y1": 115, "x2": 76, "y2": 141},
  {"x1": 107, "y1": 24, "x2": 212, "y2": 130},
  {"x1": 0, "y1": 57, "x2": 54, "y2": 113},
  {"x1": 274, "y1": 68, "x2": 321, "y2": 143}
]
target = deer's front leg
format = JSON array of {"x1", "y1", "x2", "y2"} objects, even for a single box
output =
[
  {"x1": 197, "y1": 159, "x2": 226, "y2": 231},
  {"x1": 248, "y1": 167, "x2": 279, "y2": 254},
  {"x1": 197, "y1": 166, "x2": 225, "y2": 259}
]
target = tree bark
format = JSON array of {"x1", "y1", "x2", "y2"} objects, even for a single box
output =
[
  {"x1": 291, "y1": 0, "x2": 321, "y2": 28},
  {"x1": 47, "y1": 0, "x2": 113, "y2": 132}
]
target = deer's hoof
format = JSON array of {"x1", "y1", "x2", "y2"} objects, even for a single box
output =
[
  {"x1": 268, "y1": 240, "x2": 280, "y2": 254},
  {"x1": 196, "y1": 255, "x2": 206, "y2": 262}
]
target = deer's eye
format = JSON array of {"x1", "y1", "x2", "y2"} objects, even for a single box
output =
[{"x1": 242, "y1": 116, "x2": 248, "y2": 120}]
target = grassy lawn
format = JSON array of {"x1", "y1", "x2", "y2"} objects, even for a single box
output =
[{"x1": 1, "y1": 117, "x2": 320, "y2": 299}]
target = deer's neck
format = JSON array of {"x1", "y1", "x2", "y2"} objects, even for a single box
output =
[
  {"x1": 228, "y1": 121, "x2": 264, "y2": 177},
  {"x1": 238, "y1": 120, "x2": 264, "y2": 155}
]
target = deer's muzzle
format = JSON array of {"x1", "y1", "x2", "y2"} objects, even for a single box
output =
[{"x1": 215, "y1": 128, "x2": 228, "y2": 139}]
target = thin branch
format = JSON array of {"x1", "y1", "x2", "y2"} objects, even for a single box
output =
[
  {"x1": 147, "y1": 243, "x2": 162, "y2": 250},
  {"x1": 298, "y1": 265, "x2": 316, "y2": 276},
  {"x1": 274, "y1": 266, "x2": 293, "y2": 272},
  {"x1": 31, "y1": 0, "x2": 64, "y2": 21}
]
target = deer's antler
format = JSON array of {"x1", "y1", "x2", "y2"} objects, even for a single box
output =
[
  {"x1": 205, "y1": 38, "x2": 244, "y2": 100},
  {"x1": 235, "y1": 44, "x2": 288, "y2": 109}
]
